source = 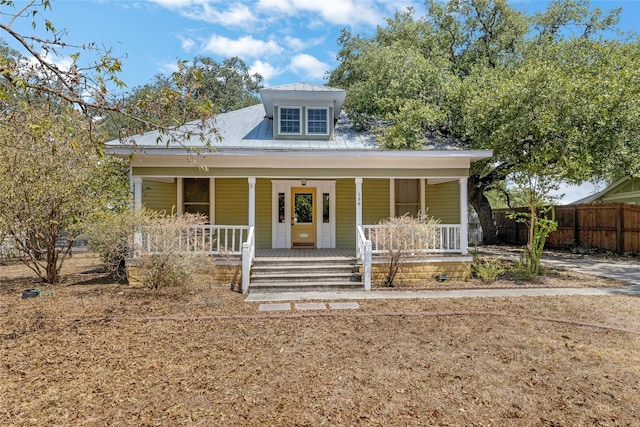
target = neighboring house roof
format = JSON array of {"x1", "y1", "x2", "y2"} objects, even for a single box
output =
[{"x1": 571, "y1": 176, "x2": 640, "y2": 205}]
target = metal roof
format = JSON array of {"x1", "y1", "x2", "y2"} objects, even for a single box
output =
[{"x1": 107, "y1": 103, "x2": 379, "y2": 151}]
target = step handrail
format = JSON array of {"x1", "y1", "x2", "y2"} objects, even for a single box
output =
[
  {"x1": 356, "y1": 225, "x2": 372, "y2": 291},
  {"x1": 241, "y1": 226, "x2": 255, "y2": 294}
]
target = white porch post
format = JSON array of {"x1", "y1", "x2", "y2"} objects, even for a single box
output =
[
  {"x1": 355, "y1": 177, "x2": 363, "y2": 227},
  {"x1": 248, "y1": 177, "x2": 256, "y2": 227},
  {"x1": 459, "y1": 177, "x2": 469, "y2": 254},
  {"x1": 176, "y1": 177, "x2": 184, "y2": 216},
  {"x1": 133, "y1": 177, "x2": 143, "y2": 212}
]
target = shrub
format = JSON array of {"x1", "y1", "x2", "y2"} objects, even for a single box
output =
[
  {"x1": 471, "y1": 251, "x2": 506, "y2": 283},
  {"x1": 83, "y1": 208, "x2": 150, "y2": 281},
  {"x1": 133, "y1": 213, "x2": 210, "y2": 289},
  {"x1": 369, "y1": 214, "x2": 441, "y2": 287}
]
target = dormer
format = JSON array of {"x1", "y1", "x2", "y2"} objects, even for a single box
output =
[{"x1": 259, "y1": 83, "x2": 347, "y2": 140}]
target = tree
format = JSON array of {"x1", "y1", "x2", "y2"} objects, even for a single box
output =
[
  {"x1": 0, "y1": 97, "x2": 128, "y2": 284},
  {"x1": 1, "y1": 1, "x2": 216, "y2": 146},
  {"x1": 328, "y1": 0, "x2": 638, "y2": 245},
  {"x1": 100, "y1": 57, "x2": 263, "y2": 141}
]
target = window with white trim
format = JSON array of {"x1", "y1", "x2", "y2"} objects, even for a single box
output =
[
  {"x1": 279, "y1": 107, "x2": 301, "y2": 134},
  {"x1": 307, "y1": 108, "x2": 329, "y2": 135},
  {"x1": 395, "y1": 179, "x2": 420, "y2": 217},
  {"x1": 183, "y1": 178, "x2": 210, "y2": 221}
]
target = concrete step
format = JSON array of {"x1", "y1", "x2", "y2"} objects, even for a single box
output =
[
  {"x1": 249, "y1": 281, "x2": 364, "y2": 293},
  {"x1": 251, "y1": 271, "x2": 362, "y2": 283},
  {"x1": 249, "y1": 256, "x2": 363, "y2": 293},
  {"x1": 251, "y1": 264, "x2": 359, "y2": 275}
]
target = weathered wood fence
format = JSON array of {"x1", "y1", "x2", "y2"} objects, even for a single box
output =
[{"x1": 494, "y1": 203, "x2": 640, "y2": 254}]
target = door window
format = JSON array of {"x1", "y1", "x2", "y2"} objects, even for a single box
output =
[{"x1": 294, "y1": 193, "x2": 313, "y2": 223}]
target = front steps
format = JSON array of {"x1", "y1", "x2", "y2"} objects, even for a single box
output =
[{"x1": 249, "y1": 256, "x2": 363, "y2": 293}]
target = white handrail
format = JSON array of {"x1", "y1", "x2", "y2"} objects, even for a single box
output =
[
  {"x1": 138, "y1": 225, "x2": 249, "y2": 255},
  {"x1": 242, "y1": 226, "x2": 255, "y2": 294},
  {"x1": 356, "y1": 225, "x2": 372, "y2": 291},
  {"x1": 362, "y1": 224, "x2": 462, "y2": 254}
]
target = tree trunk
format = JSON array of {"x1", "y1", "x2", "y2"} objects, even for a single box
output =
[{"x1": 468, "y1": 175, "x2": 499, "y2": 245}]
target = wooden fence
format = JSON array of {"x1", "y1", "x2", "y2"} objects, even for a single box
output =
[{"x1": 493, "y1": 203, "x2": 640, "y2": 254}]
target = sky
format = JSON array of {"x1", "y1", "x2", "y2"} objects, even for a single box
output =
[{"x1": 3, "y1": 0, "x2": 640, "y2": 203}]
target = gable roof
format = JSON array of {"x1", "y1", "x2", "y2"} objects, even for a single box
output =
[{"x1": 571, "y1": 176, "x2": 639, "y2": 204}]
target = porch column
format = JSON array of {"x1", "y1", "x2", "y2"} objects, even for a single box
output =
[
  {"x1": 176, "y1": 177, "x2": 184, "y2": 215},
  {"x1": 459, "y1": 177, "x2": 468, "y2": 254},
  {"x1": 355, "y1": 177, "x2": 363, "y2": 227},
  {"x1": 248, "y1": 177, "x2": 256, "y2": 227},
  {"x1": 133, "y1": 177, "x2": 143, "y2": 212}
]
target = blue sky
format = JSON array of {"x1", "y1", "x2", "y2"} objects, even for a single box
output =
[
  {"x1": 3, "y1": 0, "x2": 639, "y2": 202},
  {"x1": 7, "y1": 0, "x2": 639, "y2": 90}
]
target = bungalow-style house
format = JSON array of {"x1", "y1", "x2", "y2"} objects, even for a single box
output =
[
  {"x1": 571, "y1": 176, "x2": 640, "y2": 205},
  {"x1": 106, "y1": 83, "x2": 492, "y2": 293}
]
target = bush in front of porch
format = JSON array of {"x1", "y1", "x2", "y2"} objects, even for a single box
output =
[{"x1": 369, "y1": 214, "x2": 441, "y2": 287}]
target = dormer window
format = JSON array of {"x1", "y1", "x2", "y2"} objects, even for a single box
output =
[
  {"x1": 307, "y1": 108, "x2": 329, "y2": 135},
  {"x1": 279, "y1": 107, "x2": 301, "y2": 135}
]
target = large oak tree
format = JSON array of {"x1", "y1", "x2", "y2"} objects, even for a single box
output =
[{"x1": 328, "y1": 0, "x2": 639, "y2": 244}]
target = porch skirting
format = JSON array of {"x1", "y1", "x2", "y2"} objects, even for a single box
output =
[{"x1": 369, "y1": 256, "x2": 473, "y2": 286}]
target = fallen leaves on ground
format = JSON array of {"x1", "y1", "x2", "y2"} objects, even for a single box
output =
[{"x1": 1, "y1": 254, "x2": 639, "y2": 426}]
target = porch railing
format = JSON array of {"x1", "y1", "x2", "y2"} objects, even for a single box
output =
[
  {"x1": 361, "y1": 224, "x2": 462, "y2": 254},
  {"x1": 138, "y1": 225, "x2": 250, "y2": 255},
  {"x1": 356, "y1": 225, "x2": 372, "y2": 291}
]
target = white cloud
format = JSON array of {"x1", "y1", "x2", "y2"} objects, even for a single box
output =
[
  {"x1": 158, "y1": 60, "x2": 181, "y2": 75},
  {"x1": 284, "y1": 35, "x2": 307, "y2": 51},
  {"x1": 289, "y1": 53, "x2": 329, "y2": 80},
  {"x1": 257, "y1": 0, "x2": 383, "y2": 26},
  {"x1": 148, "y1": 1, "x2": 259, "y2": 28},
  {"x1": 202, "y1": 34, "x2": 284, "y2": 58},
  {"x1": 180, "y1": 37, "x2": 196, "y2": 52},
  {"x1": 249, "y1": 60, "x2": 282, "y2": 82}
]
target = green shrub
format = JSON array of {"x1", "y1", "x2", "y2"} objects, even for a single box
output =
[{"x1": 471, "y1": 253, "x2": 506, "y2": 283}]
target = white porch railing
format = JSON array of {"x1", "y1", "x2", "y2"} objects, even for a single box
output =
[
  {"x1": 138, "y1": 225, "x2": 250, "y2": 255},
  {"x1": 356, "y1": 225, "x2": 372, "y2": 291},
  {"x1": 361, "y1": 224, "x2": 462, "y2": 254},
  {"x1": 242, "y1": 226, "x2": 255, "y2": 294}
]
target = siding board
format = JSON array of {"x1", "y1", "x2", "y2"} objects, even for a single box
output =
[
  {"x1": 215, "y1": 178, "x2": 248, "y2": 225},
  {"x1": 255, "y1": 178, "x2": 272, "y2": 248},
  {"x1": 142, "y1": 179, "x2": 177, "y2": 215},
  {"x1": 336, "y1": 179, "x2": 356, "y2": 249},
  {"x1": 363, "y1": 179, "x2": 390, "y2": 224},
  {"x1": 425, "y1": 181, "x2": 460, "y2": 223}
]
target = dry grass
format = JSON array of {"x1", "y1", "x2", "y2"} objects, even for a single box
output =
[{"x1": 1, "y1": 254, "x2": 639, "y2": 426}]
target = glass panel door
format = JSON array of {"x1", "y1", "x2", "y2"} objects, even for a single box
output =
[{"x1": 291, "y1": 187, "x2": 316, "y2": 247}]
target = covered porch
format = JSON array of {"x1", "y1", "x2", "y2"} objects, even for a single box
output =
[{"x1": 132, "y1": 174, "x2": 472, "y2": 293}]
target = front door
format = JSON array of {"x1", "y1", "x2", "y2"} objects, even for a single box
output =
[{"x1": 291, "y1": 187, "x2": 316, "y2": 248}]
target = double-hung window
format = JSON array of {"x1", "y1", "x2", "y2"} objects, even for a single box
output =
[
  {"x1": 307, "y1": 108, "x2": 328, "y2": 135},
  {"x1": 395, "y1": 179, "x2": 420, "y2": 217},
  {"x1": 279, "y1": 107, "x2": 301, "y2": 134}
]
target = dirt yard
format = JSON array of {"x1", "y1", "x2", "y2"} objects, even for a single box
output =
[{"x1": 1, "y1": 254, "x2": 639, "y2": 426}]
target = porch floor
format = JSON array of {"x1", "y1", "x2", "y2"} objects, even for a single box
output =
[{"x1": 255, "y1": 248, "x2": 355, "y2": 261}]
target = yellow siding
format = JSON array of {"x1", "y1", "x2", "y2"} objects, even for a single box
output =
[
  {"x1": 363, "y1": 179, "x2": 390, "y2": 224},
  {"x1": 255, "y1": 178, "x2": 272, "y2": 248},
  {"x1": 336, "y1": 179, "x2": 356, "y2": 248},
  {"x1": 425, "y1": 181, "x2": 460, "y2": 223},
  {"x1": 142, "y1": 179, "x2": 176, "y2": 215},
  {"x1": 215, "y1": 178, "x2": 248, "y2": 225}
]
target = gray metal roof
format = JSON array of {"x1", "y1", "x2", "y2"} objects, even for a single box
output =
[{"x1": 108, "y1": 103, "x2": 379, "y2": 151}]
